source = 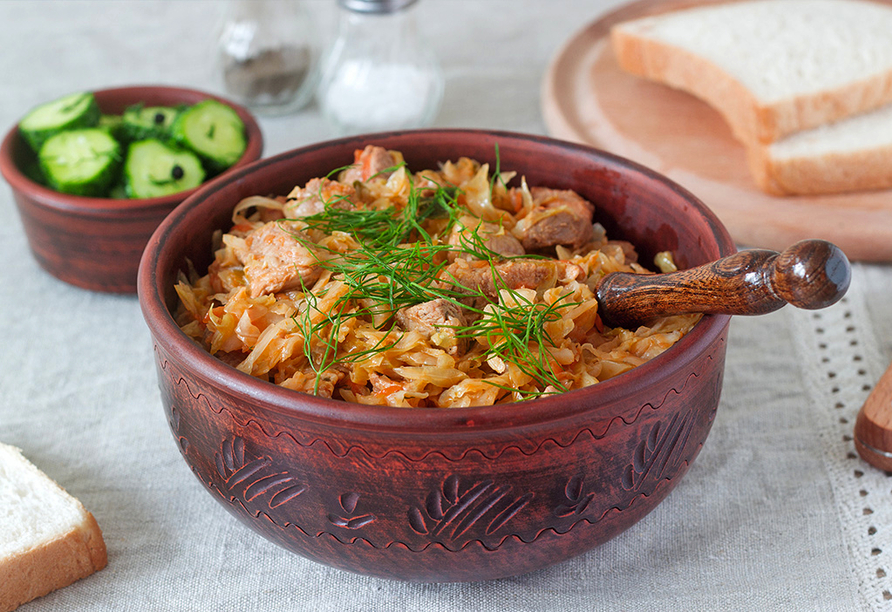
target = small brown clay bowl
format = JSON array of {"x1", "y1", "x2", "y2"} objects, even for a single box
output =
[
  {"x1": 0, "y1": 85, "x2": 263, "y2": 293},
  {"x1": 138, "y1": 130, "x2": 735, "y2": 582}
]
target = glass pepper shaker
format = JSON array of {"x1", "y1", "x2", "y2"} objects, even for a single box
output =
[
  {"x1": 216, "y1": 0, "x2": 320, "y2": 114},
  {"x1": 317, "y1": 0, "x2": 445, "y2": 134}
]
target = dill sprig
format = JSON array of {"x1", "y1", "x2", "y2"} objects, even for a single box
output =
[
  {"x1": 458, "y1": 291, "x2": 577, "y2": 396},
  {"x1": 297, "y1": 180, "x2": 459, "y2": 248},
  {"x1": 283, "y1": 154, "x2": 577, "y2": 401},
  {"x1": 293, "y1": 287, "x2": 403, "y2": 394}
]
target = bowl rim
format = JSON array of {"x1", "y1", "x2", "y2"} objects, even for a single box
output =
[
  {"x1": 139, "y1": 128, "x2": 734, "y2": 434},
  {"x1": 0, "y1": 84, "x2": 264, "y2": 215}
]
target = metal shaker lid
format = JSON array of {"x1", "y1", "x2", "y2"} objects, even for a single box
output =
[{"x1": 339, "y1": 0, "x2": 420, "y2": 14}]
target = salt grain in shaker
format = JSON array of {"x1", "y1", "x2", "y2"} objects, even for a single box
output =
[
  {"x1": 217, "y1": 0, "x2": 320, "y2": 115},
  {"x1": 317, "y1": 0, "x2": 445, "y2": 134}
]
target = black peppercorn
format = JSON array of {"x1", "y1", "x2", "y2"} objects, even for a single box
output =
[
  {"x1": 171, "y1": 165, "x2": 184, "y2": 180},
  {"x1": 154, "y1": 112, "x2": 166, "y2": 125}
]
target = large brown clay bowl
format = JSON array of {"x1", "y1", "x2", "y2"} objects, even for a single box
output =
[
  {"x1": 0, "y1": 85, "x2": 263, "y2": 294},
  {"x1": 138, "y1": 130, "x2": 735, "y2": 582}
]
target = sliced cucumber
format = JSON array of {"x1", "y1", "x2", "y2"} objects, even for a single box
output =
[
  {"x1": 19, "y1": 92, "x2": 100, "y2": 152},
  {"x1": 38, "y1": 128, "x2": 121, "y2": 197},
  {"x1": 124, "y1": 139, "x2": 205, "y2": 199},
  {"x1": 98, "y1": 114, "x2": 125, "y2": 139},
  {"x1": 121, "y1": 105, "x2": 179, "y2": 142},
  {"x1": 171, "y1": 100, "x2": 246, "y2": 173}
]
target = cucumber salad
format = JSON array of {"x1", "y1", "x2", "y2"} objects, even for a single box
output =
[{"x1": 18, "y1": 91, "x2": 248, "y2": 199}]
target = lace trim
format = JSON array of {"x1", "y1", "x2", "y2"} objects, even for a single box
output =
[{"x1": 791, "y1": 265, "x2": 892, "y2": 609}]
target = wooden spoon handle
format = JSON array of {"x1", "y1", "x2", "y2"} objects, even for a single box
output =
[
  {"x1": 855, "y1": 361, "x2": 892, "y2": 471},
  {"x1": 596, "y1": 239, "x2": 851, "y2": 329}
]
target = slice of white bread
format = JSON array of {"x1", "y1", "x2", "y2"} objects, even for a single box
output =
[
  {"x1": 0, "y1": 443, "x2": 107, "y2": 612},
  {"x1": 611, "y1": 0, "x2": 892, "y2": 146},
  {"x1": 748, "y1": 103, "x2": 892, "y2": 194}
]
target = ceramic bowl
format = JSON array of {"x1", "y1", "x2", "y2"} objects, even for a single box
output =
[
  {"x1": 0, "y1": 85, "x2": 263, "y2": 293},
  {"x1": 138, "y1": 130, "x2": 735, "y2": 582}
]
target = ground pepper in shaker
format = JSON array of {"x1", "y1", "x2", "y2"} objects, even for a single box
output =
[
  {"x1": 317, "y1": 0, "x2": 445, "y2": 134},
  {"x1": 217, "y1": 0, "x2": 320, "y2": 114}
]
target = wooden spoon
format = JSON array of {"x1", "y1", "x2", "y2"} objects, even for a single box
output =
[
  {"x1": 855, "y1": 362, "x2": 892, "y2": 472},
  {"x1": 596, "y1": 239, "x2": 851, "y2": 328}
]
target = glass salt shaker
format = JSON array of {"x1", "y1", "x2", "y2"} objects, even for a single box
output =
[
  {"x1": 216, "y1": 0, "x2": 320, "y2": 114},
  {"x1": 317, "y1": 0, "x2": 445, "y2": 134}
]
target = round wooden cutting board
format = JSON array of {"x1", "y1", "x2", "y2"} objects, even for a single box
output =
[{"x1": 541, "y1": 0, "x2": 892, "y2": 262}]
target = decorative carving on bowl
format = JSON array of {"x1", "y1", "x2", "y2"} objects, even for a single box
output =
[
  {"x1": 407, "y1": 475, "x2": 534, "y2": 542},
  {"x1": 157, "y1": 336, "x2": 723, "y2": 567},
  {"x1": 214, "y1": 437, "x2": 308, "y2": 510},
  {"x1": 328, "y1": 492, "x2": 376, "y2": 530}
]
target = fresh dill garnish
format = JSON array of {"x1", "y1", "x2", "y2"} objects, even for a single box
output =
[
  {"x1": 458, "y1": 292, "x2": 577, "y2": 394},
  {"x1": 277, "y1": 151, "x2": 577, "y2": 400},
  {"x1": 488, "y1": 142, "x2": 507, "y2": 196},
  {"x1": 292, "y1": 283, "x2": 403, "y2": 395},
  {"x1": 295, "y1": 178, "x2": 458, "y2": 248}
]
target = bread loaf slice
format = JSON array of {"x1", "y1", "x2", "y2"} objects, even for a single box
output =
[
  {"x1": 611, "y1": 0, "x2": 892, "y2": 146},
  {"x1": 748, "y1": 103, "x2": 892, "y2": 195},
  {"x1": 0, "y1": 443, "x2": 107, "y2": 612}
]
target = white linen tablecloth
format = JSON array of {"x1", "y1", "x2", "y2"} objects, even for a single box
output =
[{"x1": 1, "y1": 2, "x2": 891, "y2": 610}]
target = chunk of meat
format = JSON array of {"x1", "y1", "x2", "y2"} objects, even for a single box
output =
[
  {"x1": 447, "y1": 217, "x2": 525, "y2": 261},
  {"x1": 339, "y1": 145, "x2": 399, "y2": 184},
  {"x1": 284, "y1": 178, "x2": 355, "y2": 218},
  {"x1": 443, "y1": 259, "x2": 558, "y2": 299},
  {"x1": 480, "y1": 233, "x2": 525, "y2": 258},
  {"x1": 232, "y1": 222, "x2": 322, "y2": 297},
  {"x1": 394, "y1": 298, "x2": 466, "y2": 355},
  {"x1": 516, "y1": 188, "x2": 595, "y2": 251}
]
